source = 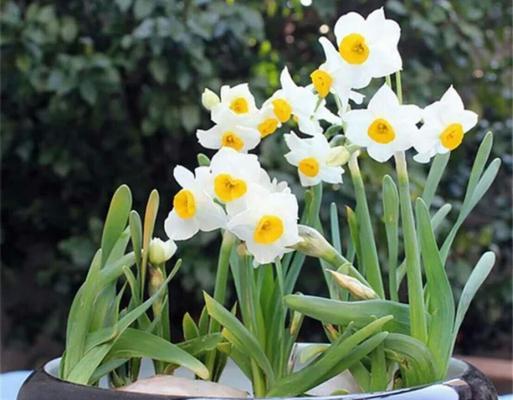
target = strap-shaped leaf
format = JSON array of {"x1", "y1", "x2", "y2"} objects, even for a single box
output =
[
  {"x1": 416, "y1": 198, "x2": 454, "y2": 378},
  {"x1": 383, "y1": 175, "x2": 399, "y2": 301},
  {"x1": 101, "y1": 185, "x2": 132, "y2": 266},
  {"x1": 203, "y1": 292, "x2": 274, "y2": 382},
  {"x1": 267, "y1": 317, "x2": 392, "y2": 396},
  {"x1": 106, "y1": 328, "x2": 209, "y2": 379},
  {"x1": 285, "y1": 294, "x2": 416, "y2": 335},
  {"x1": 422, "y1": 152, "x2": 450, "y2": 208},
  {"x1": 451, "y1": 252, "x2": 495, "y2": 354}
]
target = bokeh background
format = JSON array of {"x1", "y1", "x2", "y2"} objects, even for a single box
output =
[{"x1": 1, "y1": 0, "x2": 512, "y2": 372}]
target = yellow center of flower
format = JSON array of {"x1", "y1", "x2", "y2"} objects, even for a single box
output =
[
  {"x1": 298, "y1": 157, "x2": 320, "y2": 177},
  {"x1": 230, "y1": 97, "x2": 249, "y2": 114},
  {"x1": 310, "y1": 69, "x2": 333, "y2": 98},
  {"x1": 258, "y1": 118, "x2": 279, "y2": 138},
  {"x1": 272, "y1": 99, "x2": 292, "y2": 123},
  {"x1": 253, "y1": 215, "x2": 284, "y2": 244},
  {"x1": 173, "y1": 189, "x2": 196, "y2": 219},
  {"x1": 221, "y1": 131, "x2": 244, "y2": 152},
  {"x1": 339, "y1": 33, "x2": 369, "y2": 64},
  {"x1": 440, "y1": 123, "x2": 464, "y2": 150},
  {"x1": 368, "y1": 118, "x2": 396, "y2": 144},
  {"x1": 214, "y1": 173, "x2": 247, "y2": 202}
]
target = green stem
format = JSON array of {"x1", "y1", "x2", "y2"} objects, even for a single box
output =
[
  {"x1": 395, "y1": 71, "x2": 403, "y2": 104},
  {"x1": 251, "y1": 360, "x2": 267, "y2": 397},
  {"x1": 394, "y1": 151, "x2": 428, "y2": 343},
  {"x1": 348, "y1": 155, "x2": 385, "y2": 298},
  {"x1": 206, "y1": 231, "x2": 235, "y2": 376}
]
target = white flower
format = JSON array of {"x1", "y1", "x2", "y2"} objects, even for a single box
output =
[
  {"x1": 196, "y1": 112, "x2": 261, "y2": 153},
  {"x1": 264, "y1": 68, "x2": 338, "y2": 136},
  {"x1": 149, "y1": 238, "x2": 177, "y2": 264},
  {"x1": 320, "y1": 8, "x2": 401, "y2": 90},
  {"x1": 201, "y1": 88, "x2": 220, "y2": 111},
  {"x1": 343, "y1": 83, "x2": 422, "y2": 162},
  {"x1": 414, "y1": 86, "x2": 478, "y2": 163},
  {"x1": 311, "y1": 37, "x2": 365, "y2": 111},
  {"x1": 284, "y1": 132, "x2": 344, "y2": 186},
  {"x1": 255, "y1": 105, "x2": 281, "y2": 138},
  {"x1": 227, "y1": 187, "x2": 300, "y2": 265},
  {"x1": 211, "y1": 83, "x2": 258, "y2": 123},
  {"x1": 209, "y1": 147, "x2": 266, "y2": 215},
  {"x1": 165, "y1": 166, "x2": 227, "y2": 241}
]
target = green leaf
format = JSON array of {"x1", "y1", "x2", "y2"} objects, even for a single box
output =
[
  {"x1": 384, "y1": 333, "x2": 437, "y2": 387},
  {"x1": 129, "y1": 211, "x2": 143, "y2": 269},
  {"x1": 79, "y1": 81, "x2": 97, "y2": 106},
  {"x1": 101, "y1": 185, "x2": 132, "y2": 266},
  {"x1": 348, "y1": 157, "x2": 384, "y2": 297},
  {"x1": 285, "y1": 295, "x2": 415, "y2": 335},
  {"x1": 422, "y1": 152, "x2": 450, "y2": 208},
  {"x1": 182, "y1": 312, "x2": 199, "y2": 340},
  {"x1": 203, "y1": 292, "x2": 274, "y2": 383},
  {"x1": 66, "y1": 343, "x2": 112, "y2": 384},
  {"x1": 141, "y1": 190, "x2": 159, "y2": 294},
  {"x1": 416, "y1": 198, "x2": 454, "y2": 378},
  {"x1": 178, "y1": 334, "x2": 223, "y2": 356},
  {"x1": 383, "y1": 175, "x2": 399, "y2": 301},
  {"x1": 451, "y1": 252, "x2": 495, "y2": 353},
  {"x1": 107, "y1": 328, "x2": 209, "y2": 379},
  {"x1": 267, "y1": 316, "x2": 392, "y2": 396},
  {"x1": 62, "y1": 250, "x2": 102, "y2": 378}
]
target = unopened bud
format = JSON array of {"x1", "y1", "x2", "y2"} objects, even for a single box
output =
[
  {"x1": 328, "y1": 270, "x2": 378, "y2": 300},
  {"x1": 291, "y1": 225, "x2": 337, "y2": 260},
  {"x1": 289, "y1": 310, "x2": 304, "y2": 337},
  {"x1": 201, "y1": 88, "x2": 220, "y2": 110},
  {"x1": 326, "y1": 146, "x2": 351, "y2": 167},
  {"x1": 149, "y1": 238, "x2": 177, "y2": 265}
]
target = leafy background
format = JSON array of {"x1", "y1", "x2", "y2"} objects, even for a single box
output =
[{"x1": 1, "y1": 0, "x2": 511, "y2": 370}]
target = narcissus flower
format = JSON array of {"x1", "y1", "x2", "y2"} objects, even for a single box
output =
[
  {"x1": 255, "y1": 106, "x2": 281, "y2": 138},
  {"x1": 165, "y1": 166, "x2": 226, "y2": 241},
  {"x1": 227, "y1": 187, "x2": 300, "y2": 265},
  {"x1": 311, "y1": 37, "x2": 365, "y2": 110},
  {"x1": 414, "y1": 86, "x2": 478, "y2": 163},
  {"x1": 211, "y1": 83, "x2": 258, "y2": 123},
  {"x1": 343, "y1": 83, "x2": 422, "y2": 162},
  {"x1": 264, "y1": 68, "x2": 338, "y2": 136},
  {"x1": 196, "y1": 113, "x2": 261, "y2": 153},
  {"x1": 284, "y1": 132, "x2": 344, "y2": 186},
  {"x1": 209, "y1": 147, "x2": 265, "y2": 215},
  {"x1": 320, "y1": 8, "x2": 402, "y2": 90},
  {"x1": 149, "y1": 238, "x2": 177, "y2": 264}
]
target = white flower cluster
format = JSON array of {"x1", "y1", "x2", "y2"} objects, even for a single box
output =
[
  {"x1": 165, "y1": 148, "x2": 300, "y2": 265},
  {"x1": 164, "y1": 7, "x2": 479, "y2": 266}
]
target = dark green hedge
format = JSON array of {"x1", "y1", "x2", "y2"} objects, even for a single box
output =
[{"x1": 1, "y1": 0, "x2": 511, "y2": 369}]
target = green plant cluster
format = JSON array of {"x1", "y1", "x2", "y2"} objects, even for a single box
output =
[{"x1": 1, "y1": 0, "x2": 511, "y2": 369}]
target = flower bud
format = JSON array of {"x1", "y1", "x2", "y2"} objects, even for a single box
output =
[
  {"x1": 326, "y1": 146, "x2": 351, "y2": 167},
  {"x1": 328, "y1": 270, "x2": 378, "y2": 300},
  {"x1": 291, "y1": 225, "x2": 338, "y2": 261},
  {"x1": 201, "y1": 88, "x2": 220, "y2": 110},
  {"x1": 149, "y1": 238, "x2": 177, "y2": 265}
]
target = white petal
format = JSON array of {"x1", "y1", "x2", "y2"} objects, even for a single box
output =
[
  {"x1": 164, "y1": 210, "x2": 199, "y2": 241},
  {"x1": 367, "y1": 144, "x2": 394, "y2": 162},
  {"x1": 320, "y1": 166, "x2": 344, "y2": 184},
  {"x1": 334, "y1": 12, "x2": 366, "y2": 44},
  {"x1": 173, "y1": 165, "x2": 195, "y2": 188},
  {"x1": 368, "y1": 84, "x2": 399, "y2": 113},
  {"x1": 459, "y1": 110, "x2": 478, "y2": 132},
  {"x1": 195, "y1": 199, "x2": 227, "y2": 232},
  {"x1": 197, "y1": 126, "x2": 221, "y2": 149},
  {"x1": 440, "y1": 86, "x2": 464, "y2": 112}
]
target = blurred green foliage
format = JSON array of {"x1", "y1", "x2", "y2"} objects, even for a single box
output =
[{"x1": 1, "y1": 0, "x2": 511, "y2": 369}]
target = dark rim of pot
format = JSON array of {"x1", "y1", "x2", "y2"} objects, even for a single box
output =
[{"x1": 17, "y1": 358, "x2": 498, "y2": 400}]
